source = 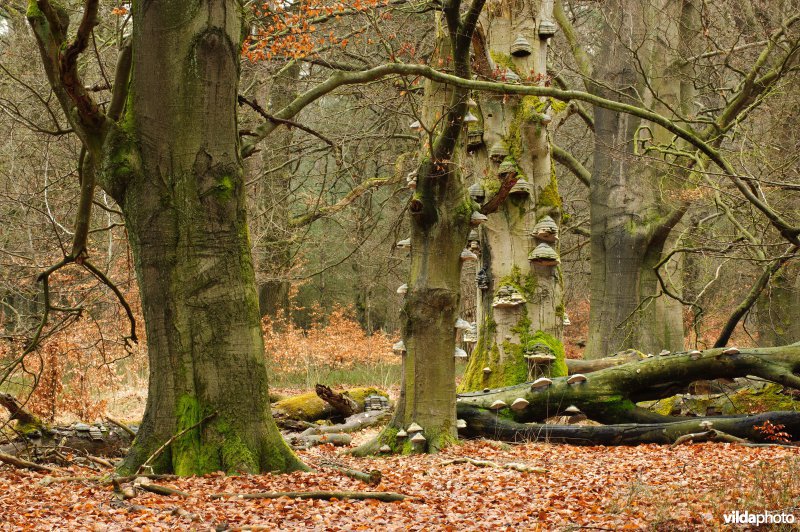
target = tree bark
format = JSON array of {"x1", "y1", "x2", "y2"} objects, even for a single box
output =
[
  {"x1": 584, "y1": 0, "x2": 699, "y2": 358},
  {"x1": 460, "y1": 0, "x2": 567, "y2": 392},
  {"x1": 354, "y1": 3, "x2": 484, "y2": 455},
  {"x1": 458, "y1": 407, "x2": 800, "y2": 445},
  {"x1": 107, "y1": 1, "x2": 304, "y2": 475}
]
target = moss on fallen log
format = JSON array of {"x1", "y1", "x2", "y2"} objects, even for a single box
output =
[{"x1": 458, "y1": 345, "x2": 800, "y2": 424}]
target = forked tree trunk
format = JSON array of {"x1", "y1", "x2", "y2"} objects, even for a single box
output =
[
  {"x1": 584, "y1": 0, "x2": 699, "y2": 358},
  {"x1": 355, "y1": 10, "x2": 480, "y2": 455},
  {"x1": 459, "y1": 0, "x2": 567, "y2": 391},
  {"x1": 113, "y1": 1, "x2": 304, "y2": 475}
]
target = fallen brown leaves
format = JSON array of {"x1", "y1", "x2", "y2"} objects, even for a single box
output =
[{"x1": 1, "y1": 440, "x2": 798, "y2": 530}]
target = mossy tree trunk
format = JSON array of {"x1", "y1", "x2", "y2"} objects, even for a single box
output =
[
  {"x1": 460, "y1": 0, "x2": 567, "y2": 392},
  {"x1": 28, "y1": 0, "x2": 305, "y2": 475},
  {"x1": 584, "y1": 0, "x2": 700, "y2": 358},
  {"x1": 355, "y1": 0, "x2": 487, "y2": 455}
]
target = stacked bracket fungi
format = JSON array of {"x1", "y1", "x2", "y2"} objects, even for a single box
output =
[
  {"x1": 529, "y1": 216, "x2": 560, "y2": 267},
  {"x1": 510, "y1": 34, "x2": 532, "y2": 57},
  {"x1": 524, "y1": 342, "x2": 557, "y2": 379},
  {"x1": 492, "y1": 284, "x2": 526, "y2": 308}
]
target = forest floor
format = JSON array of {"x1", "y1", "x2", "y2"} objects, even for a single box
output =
[{"x1": 1, "y1": 431, "x2": 798, "y2": 531}]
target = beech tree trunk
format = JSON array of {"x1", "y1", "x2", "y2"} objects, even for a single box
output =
[
  {"x1": 585, "y1": 0, "x2": 700, "y2": 358},
  {"x1": 355, "y1": 3, "x2": 485, "y2": 455},
  {"x1": 25, "y1": 0, "x2": 305, "y2": 475},
  {"x1": 460, "y1": 0, "x2": 567, "y2": 391},
  {"x1": 111, "y1": 1, "x2": 305, "y2": 476}
]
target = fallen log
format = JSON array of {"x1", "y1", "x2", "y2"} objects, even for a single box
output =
[
  {"x1": 300, "y1": 410, "x2": 390, "y2": 436},
  {"x1": 565, "y1": 350, "x2": 644, "y2": 374},
  {"x1": 289, "y1": 432, "x2": 352, "y2": 449},
  {"x1": 315, "y1": 384, "x2": 359, "y2": 417},
  {"x1": 456, "y1": 406, "x2": 800, "y2": 445},
  {"x1": 272, "y1": 386, "x2": 388, "y2": 424},
  {"x1": 457, "y1": 345, "x2": 800, "y2": 424}
]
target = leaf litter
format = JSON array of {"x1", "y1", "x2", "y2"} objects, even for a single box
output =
[{"x1": 0, "y1": 440, "x2": 798, "y2": 530}]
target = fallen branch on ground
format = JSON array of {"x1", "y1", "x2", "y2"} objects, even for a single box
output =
[
  {"x1": 317, "y1": 460, "x2": 382, "y2": 485},
  {"x1": 440, "y1": 457, "x2": 546, "y2": 473},
  {"x1": 210, "y1": 490, "x2": 408, "y2": 502},
  {"x1": 0, "y1": 451, "x2": 58, "y2": 473}
]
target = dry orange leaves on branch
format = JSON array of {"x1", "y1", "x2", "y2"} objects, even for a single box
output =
[{"x1": 243, "y1": 0, "x2": 392, "y2": 61}]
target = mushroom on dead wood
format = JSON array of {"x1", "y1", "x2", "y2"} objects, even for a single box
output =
[
  {"x1": 567, "y1": 374, "x2": 587, "y2": 384},
  {"x1": 531, "y1": 377, "x2": 553, "y2": 390}
]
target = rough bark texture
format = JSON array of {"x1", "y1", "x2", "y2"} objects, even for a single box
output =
[
  {"x1": 757, "y1": 264, "x2": 800, "y2": 346},
  {"x1": 106, "y1": 1, "x2": 304, "y2": 475},
  {"x1": 252, "y1": 64, "x2": 299, "y2": 318},
  {"x1": 355, "y1": 4, "x2": 484, "y2": 455},
  {"x1": 458, "y1": 345, "x2": 800, "y2": 424},
  {"x1": 460, "y1": 0, "x2": 567, "y2": 392}
]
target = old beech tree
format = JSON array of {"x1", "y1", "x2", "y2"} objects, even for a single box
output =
[{"x1": 27, "y1": 0, "x2": 305, "y2": 474}]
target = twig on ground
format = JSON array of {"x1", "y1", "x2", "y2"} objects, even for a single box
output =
[
  {"x1": 440, "y1": 456, "x2": 547, "y2": 474},
  {"x1": 210, "y1": 490, "x2": 408, "y2": 502},
  {"x1": 0, "y1": 451, "x2": 59, "y2": 473}
]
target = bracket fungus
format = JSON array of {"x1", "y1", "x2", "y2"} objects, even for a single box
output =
[
  {"x1": 566, "y1": 374, "x2": 587, "y2": 384},
  {"x1": 489, "y1": 400, "x2": 508, "y2": 410},
  {"x1": 470, "y1": 211, "x2": 488, "y2": 226},
  {"x1": 528, "y1": 243, "x2": 560, "y2": 266},
  {"x1": 510, "y1": 34, "x2": 532, "y2": 57},
  {"x1": 407, "y1": 423, "x2": 423, "y2": 434},
  {"x1": 498, "y1": 159, "x2": 517, "y2": 178},
  {"x1": 531, "y1": 377, "x2": 553, "y2": 390},
  {"x1": 489, "y1": 142, "x2": 509, "y2": 162},
  {"x1": 461, "y1": 249, "x2": 479, "y2": 262},
  {"x1": 392, "y1": 340, "x2": 406, "y2": 353},
  {"x1": 396, "y1": 283, "x2": 408, "y2": 295},
  {"x1": 538, "y1": 20, "x2": 557, "y2": 38},
  {"x1": 509, "y1": 178, "x2": 532, "y2": 197},
  {"x1": 532, "y1": 215, "x2": 559, "y2": 242},
  {"x1": 468, "y1": 182, "x2": 486, "y2": 203},
  {"x1": 455, "y1": 318, "x2": 472, "y2": 331},
  {"x1": 511, "y1": 397, "x2": 530, "y2": 411},
  {"x1": 396, "y1": 238, "x2": 411, "y2": 250}
]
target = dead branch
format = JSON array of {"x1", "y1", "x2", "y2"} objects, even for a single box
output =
[{"x1": 210, "y1": 490, "x2": 408, "y2": 502}]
